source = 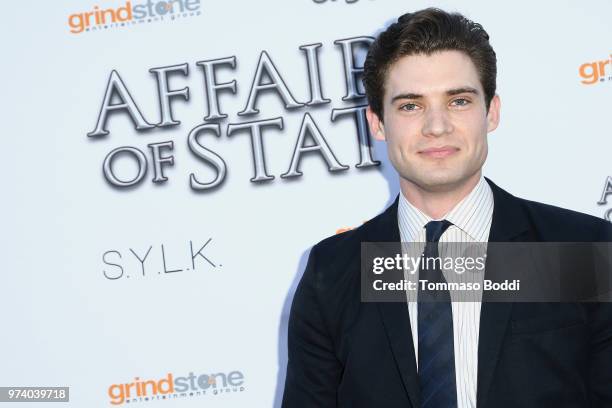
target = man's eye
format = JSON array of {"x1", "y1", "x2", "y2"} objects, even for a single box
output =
[
  {"x1": 400, "y1": 103, "x2": 418, "y2": 111},
  {"x1": 451, "y1": 98, "x2": 471, "y2": 106}
]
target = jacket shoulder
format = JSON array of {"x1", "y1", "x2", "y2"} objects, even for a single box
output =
[
  {"x1": 304, "y1": 206, "x2": 394, "y2": 296},
  {"x1": 516, "y1": 196, "x2": 612, "y2": 241},
  {"x1": 310, "y1": 212, "x2": 379, "y2": 268}
]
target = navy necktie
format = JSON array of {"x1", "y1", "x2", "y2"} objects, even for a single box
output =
[{"x1": 418, "y1": 220, "x2": 457, "y2": 408}]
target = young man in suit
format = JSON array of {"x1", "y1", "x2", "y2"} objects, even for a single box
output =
[{"x1": 282, "y1": 8, "x2": 612, "y2": 408}]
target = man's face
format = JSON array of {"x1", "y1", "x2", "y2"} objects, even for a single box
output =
[{"x1": 367, "y1": 50, "x2": 500, "y2": 193}]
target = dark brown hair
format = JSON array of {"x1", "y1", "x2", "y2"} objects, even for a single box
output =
[{"x1": 363, "y1": 8, "x2": 497, "y2": 119}]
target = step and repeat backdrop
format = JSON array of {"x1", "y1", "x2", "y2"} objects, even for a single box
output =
[{"x1": 1, "y1": 0, "x2": 610, "y2": 407}]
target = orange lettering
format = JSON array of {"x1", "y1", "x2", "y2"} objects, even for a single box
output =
[
  {"x1": 116, "y1": 1, "x2": 133, "y2": 22},
  {"x1": 85, "y1": 11, "x2": 95, "y2": 27},
  {"x1": 126, "y1": 381, "x2": 136, "y2": 398},
  {"x1": 598, "y1": 59, "x2": 610, "y2": 79},
  {"x1": 67, "y1": 13, "x2": 86, "y2": 33},
  {"x1": 101, "y1": 8, "x2": 117, "y2": 24},
  {"x1": 158, "y1": 373, "x2": 175, "y2": 394},
  {"x1": 108, "y1": 384, "x2": 125, "y2": 405},
  {"x1": 579, "y1": 62, "x2": 599, "y2": 84},
  {"x1": 141, "y1": 379, "x2": 158, "y2": 396},
  {"x1": 93, "y1": 6, "x2": 101, "y2": 24}
]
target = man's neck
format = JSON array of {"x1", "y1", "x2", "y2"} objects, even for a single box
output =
[{"x1": 399, "y1": 172, "x2": 482, "y2": 220}]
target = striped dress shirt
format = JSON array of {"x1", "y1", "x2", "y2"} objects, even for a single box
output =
[{"x1": 397, "y1": 175, "x2": 494, "y2": 408}]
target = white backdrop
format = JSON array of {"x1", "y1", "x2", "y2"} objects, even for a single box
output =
[{"x1": 1, "y1": 0, "x2": 611, "y2": 407}]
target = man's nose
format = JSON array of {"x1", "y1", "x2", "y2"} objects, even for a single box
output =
[{"x1": 421, "y1": 107, "x2": 453, "y2": 137}]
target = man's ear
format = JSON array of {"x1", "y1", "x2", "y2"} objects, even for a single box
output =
[
  {"x1": 366, "y1": 106, "x2": 386, "y2": 141},
  {"x1": 486, "y1": 94, "x2": 501, "y2": 133}
]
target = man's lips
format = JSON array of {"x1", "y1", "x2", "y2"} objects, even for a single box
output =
[{"x1": 418, "y1": 146, "x2": 459, "y2": 158}]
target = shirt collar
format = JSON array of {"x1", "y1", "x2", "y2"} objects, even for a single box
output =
[{"x1": 397, "y1": 175, "x2": 494, "y2": 242}]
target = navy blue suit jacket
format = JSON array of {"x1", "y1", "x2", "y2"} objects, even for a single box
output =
[{"x1": 282, "y1": 178, "x2": 612, "y2": 407}]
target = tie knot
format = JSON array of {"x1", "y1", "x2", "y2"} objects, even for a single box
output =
[{"x1": 425, "y1": 220, "x2": 452, "y2": 242}]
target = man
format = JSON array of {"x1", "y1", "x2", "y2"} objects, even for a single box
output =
[{"x1": 282, "y1": 8, "x2": 612, "y2": 408}]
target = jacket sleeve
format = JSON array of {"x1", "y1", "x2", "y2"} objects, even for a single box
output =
[
  {"x1": 589, "y1": 222, "x2": 612, "y2": 407},
  {"x1": 588, "y1": 302, "x2": 612, "y2": 406},
  {"x1": 282, "y1": 244, "x2": 343, "y2": 407}
]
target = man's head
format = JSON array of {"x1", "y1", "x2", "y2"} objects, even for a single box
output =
[{"x1": 364, "y1": 8, "x2": 500, "y2": 193}]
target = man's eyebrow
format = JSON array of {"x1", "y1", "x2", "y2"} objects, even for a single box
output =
[
  {"x1": 446, "y1": 87, "x2": 479, "y2": 96},
  {"x1": 390, "y1": 87, "x2": 480, "y2": 103},
  {"x1": 390, "y1": 92, "x2": 423, "y2": 103}
]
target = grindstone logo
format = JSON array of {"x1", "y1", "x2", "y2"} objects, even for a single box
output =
[
  {"x1": 108, "y1": 369, "x2": 245, "y2": 405},
  {"x1": 579, "y1": 54, "x2": 612, "y2": 84},
  {"x1": 597, "y1": 176, "x2": 612, "y2": 222},
  {"x1": 67, "y1": 0, "x2": 201, "y2": 34}
]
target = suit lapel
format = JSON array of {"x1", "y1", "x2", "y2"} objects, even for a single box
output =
[
  {"x1": 378, "y1": 301, "x2": 420, "y2": 408},
  {"x1": 367, "y1": 196, "x2": 421, "y2": 408},
  {"x1": 477, "y1": 178, "x2": 533, "y2": 408},
  {"x1": 367, "y1": 179, "x2": 535, "y2": 408}
]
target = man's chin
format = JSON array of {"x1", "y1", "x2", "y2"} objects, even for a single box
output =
[{"x1": 402, "y1": 172, "x2": 470, "y2": 193}]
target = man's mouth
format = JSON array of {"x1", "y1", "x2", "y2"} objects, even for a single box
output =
[{"x1": 418, "y1": 146, "x2": 459, "y2": 159}]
